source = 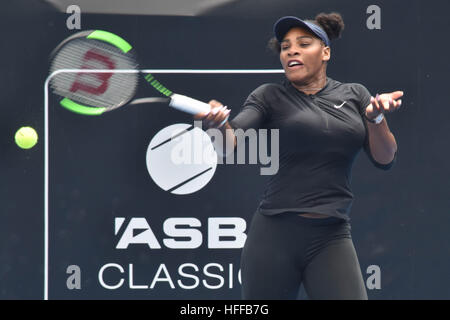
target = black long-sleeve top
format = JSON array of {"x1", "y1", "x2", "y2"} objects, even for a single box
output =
[{"x1": 229, "y1": 76, "x2": 397, "y2": 221}]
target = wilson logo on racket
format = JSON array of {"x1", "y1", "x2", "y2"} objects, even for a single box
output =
[{"x1": 70, "y1": 49, "x2": 116, "y2": 95}]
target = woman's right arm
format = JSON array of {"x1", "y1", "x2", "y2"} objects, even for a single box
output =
[
  {"x1": 194, "y1": 100, "x2": 236, "y2": 157},
  {"x1": 195, "y1": 94, "x2": 268, "y2": 157}
]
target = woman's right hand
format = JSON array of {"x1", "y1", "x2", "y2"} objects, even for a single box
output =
[{"x1": 194, "y1": 99, "x2": 231, "y2": 129}]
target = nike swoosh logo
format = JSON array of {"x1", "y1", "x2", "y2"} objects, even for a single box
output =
[{"x1": 333, "y1": 101, "x2": 347, "y2": 109}]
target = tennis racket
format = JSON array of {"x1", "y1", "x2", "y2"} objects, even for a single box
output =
[{"x1": 49, "y1": 29, "x2": 222, "y2": 121}]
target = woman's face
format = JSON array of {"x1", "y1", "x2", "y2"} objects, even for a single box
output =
[{"x1": 279, "y1": 27, "x2": 330, "y2": 84}]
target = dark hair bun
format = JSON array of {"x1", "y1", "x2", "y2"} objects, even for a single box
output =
[{"x1": 314, "y1": 12, "x2": 345, "y2": 41}]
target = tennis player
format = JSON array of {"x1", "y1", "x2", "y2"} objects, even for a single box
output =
[{"x1": 196, "y1": 12, "x2": 402, "y2": 300}]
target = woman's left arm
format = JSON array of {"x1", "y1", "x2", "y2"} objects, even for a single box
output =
[{"x1": 364, "y1": 91, "x2": 403, "y2": 164}]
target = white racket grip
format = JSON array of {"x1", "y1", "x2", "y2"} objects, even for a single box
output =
[{"x1": 168, "y1": 94, "x2": 211, "y2": 115}]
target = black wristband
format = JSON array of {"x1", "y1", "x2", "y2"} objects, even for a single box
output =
[{"x1": 364, "y1": 112, "x2": 377, "y2": 123}]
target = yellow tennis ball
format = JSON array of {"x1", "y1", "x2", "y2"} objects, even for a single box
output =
[{"x1": 15, "y1": 127, "x2": 38, "y2": 149}]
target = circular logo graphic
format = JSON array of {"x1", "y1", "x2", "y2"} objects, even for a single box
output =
[{"x1": 146, "y1": 123, "x2": 218, "y2": 195}]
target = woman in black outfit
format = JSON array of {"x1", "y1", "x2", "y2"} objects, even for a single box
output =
[{"x1": 196, "y1": 12, "x2": 402, "y2": 300}]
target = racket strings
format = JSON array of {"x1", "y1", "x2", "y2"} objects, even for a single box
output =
[
  {"x1": 50, "y1": 39, "x2": 139, "y2": 110},
  {"x1": 52, "y1": 72, "x2": 137, "y2": 109}
]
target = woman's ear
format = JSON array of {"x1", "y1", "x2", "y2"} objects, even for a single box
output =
[{"x1": 323, "y1": 46, "x2": 331, "y2": 62}]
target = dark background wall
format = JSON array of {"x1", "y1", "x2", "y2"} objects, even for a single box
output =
[{"x1": 0, "y1": 0, "x2": 449, "y2": 299}]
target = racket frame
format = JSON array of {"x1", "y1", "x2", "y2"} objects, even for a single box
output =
[{"x1": 49, "y1": 30, "x2": 138, "y2": 115}]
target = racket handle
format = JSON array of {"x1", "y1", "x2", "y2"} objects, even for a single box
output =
[{"x1": 168, "y1": 94, "x2": 211, "y2": 115}]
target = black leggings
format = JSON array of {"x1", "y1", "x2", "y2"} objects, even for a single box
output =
[{"x1": 240, "y1": 212, "x2": 368, "y2": 300}]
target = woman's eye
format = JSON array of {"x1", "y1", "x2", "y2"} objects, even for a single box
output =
[{"x1": 281, "y1": 43, "x2": 309, "y2": 50}]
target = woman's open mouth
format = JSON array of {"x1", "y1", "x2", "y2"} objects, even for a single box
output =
[{"x1": 287, "y1": 60, "x2": 304, "y2": 69}]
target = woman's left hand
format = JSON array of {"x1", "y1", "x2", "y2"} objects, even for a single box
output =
[{"x1": 365, "y1": 91, "x2": 404, "y2": 119}]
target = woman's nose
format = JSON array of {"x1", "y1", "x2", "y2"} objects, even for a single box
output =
[{"x1": 287, "y1": 48, "x2": 299, "y2": 56}]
